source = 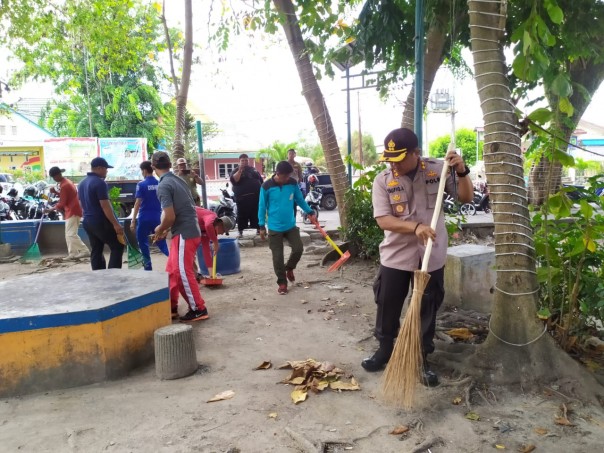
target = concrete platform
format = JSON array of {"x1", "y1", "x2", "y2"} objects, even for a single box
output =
[
  {"x1": 0, "y1": 270, "x2": 170, "y2": 397},
  {"x1": 444, "y1": 244, "x2": 495, "y2": 312}
]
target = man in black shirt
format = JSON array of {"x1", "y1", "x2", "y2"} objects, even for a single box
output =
[{"x1": 229, "y1": 154, "x2": 263, "y2": 238}]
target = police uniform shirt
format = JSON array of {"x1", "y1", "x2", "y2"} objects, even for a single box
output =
[{"x1": 372, "y1": 158, "x2": 455, "y2": 273}]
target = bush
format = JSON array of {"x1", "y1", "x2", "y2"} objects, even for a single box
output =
[
  {"x1": 532, "y1": 173, "x2": 604, "y2": 337},
  {"x1": 341, "y1": 162, "x2": 386, "y2": 261}
]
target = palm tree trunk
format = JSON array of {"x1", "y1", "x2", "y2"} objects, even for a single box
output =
[
  {"x1": 273, "y1": 0, "x2": 349, "y2": 227},
  {"x1": 172, "y1": 0, "x2": 193, "y2": 161}
]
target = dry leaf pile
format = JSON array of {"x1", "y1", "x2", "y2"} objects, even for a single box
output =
[{"x1": 277, "y1": 359, "x2": 360, "y2": 404}]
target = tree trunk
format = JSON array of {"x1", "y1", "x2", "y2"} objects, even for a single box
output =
[
  {"x1": 172, "y1": 0, "x2": 193, "y2": 161},
  {"x1": 273, "y1": 0, "x2": 349, "y2": 227},
  {"x1": 528, "y1": 59, "x2": 604, "y2": 205},
  {"x1": 401, "y1": 21, "x2": 448, "y2": 132},
  {"x1": 465, "y1": 0, "x2": 599, "y2": 391}
]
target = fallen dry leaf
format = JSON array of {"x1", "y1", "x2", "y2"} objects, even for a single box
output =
[
  {"x1": 446, "y1": 327, "x2": 475, "y2": 340},
  {"x1": 300, "y1": 299, "x2": 308, "y2": 304},
  {"x1": 389, "y1": 425, "x2": 409, "y2": 435},
  {"x1": 329, "y1": 377, "x2": 360, "y2": 391},
  {"x1": 288, "y1": 376, "x2": 306, "y2": 385},
  {"x1": 554, "y1": 417, "x2": 575, "y2": 426},
  {"x1": 207, "y1": 390, "x2": 235, "y2": 403},
  {"x1": 452, "y1": 396, "x2": 462, "y2": 405},
  {"x1": 291, "y1": 389, "x2": 308, "y2": 404},
  {"x1": 465, "y1": 411, "x2": 480, "y2": 421},
  {"x1": 254, "y1": 360, "x2": 272, "y2": 370},
  {"x1": 533, "y1": 427, "x2": 548, "y2": 436},
  {"x1": 495, "y1": 444, "x2": 505, "y2": 450},
  {"x1": 518, "y1": 445, "x2": 536, "y2": 453},
  {"x1": 268, "y1": 413, "x2": 278, "y2": 419}
]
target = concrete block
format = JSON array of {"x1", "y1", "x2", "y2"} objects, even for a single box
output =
[
  {"x1": 0, "y1": 242, "x2": 12, "y2": 258},
  {"x1": 444, "y1": 244, "x2": 495, "y2": 313},
  {"x1": 0, "y1": 270, "x2": 170, "y2": 397}
]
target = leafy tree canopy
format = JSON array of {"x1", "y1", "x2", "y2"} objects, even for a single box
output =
[{"x1": 429, "y1": 128, "x2": 480, "y2": 167}]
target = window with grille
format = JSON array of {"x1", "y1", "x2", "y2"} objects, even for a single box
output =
[{"x1": 218, "y1": 163, "x2": 237, "y2": 179}]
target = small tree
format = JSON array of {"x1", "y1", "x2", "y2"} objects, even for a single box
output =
[{"x1": 429, "y1": 128, "x2": 481, "y2": 167}]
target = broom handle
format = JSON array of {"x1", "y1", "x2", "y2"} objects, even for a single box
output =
[
  {"x1": 212, "y1": 254, "x2": 217, "y2": 279},
  {"x1": 312, "y1": 218, "x2": 345, "y2": 256},
  {"x1": 420, "y1": 158, "x2": 451, "y2": 273},
  {"x1": 33, "y1": 216, "x2": 45, "y2": 244}
]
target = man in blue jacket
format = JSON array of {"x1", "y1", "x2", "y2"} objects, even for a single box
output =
[{"x1": 258, "y1": 161, "x2": 316, "y2": 295}]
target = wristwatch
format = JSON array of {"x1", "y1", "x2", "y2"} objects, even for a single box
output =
[{"x1": 456, "y1": 165, "x2": 471, "y2": 177}]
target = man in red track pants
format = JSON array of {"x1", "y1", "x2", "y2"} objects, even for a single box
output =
[{"x1": 152, "y1": 151, "x2": 208, "y2": 323}]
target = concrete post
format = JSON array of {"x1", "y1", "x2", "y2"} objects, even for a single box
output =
[{"x1": 154, "y1": 324, "x2": 198, "y2": 380}]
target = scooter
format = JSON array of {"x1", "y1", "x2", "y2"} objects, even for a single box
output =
[
  {"x1": 460, "y1": 190, "x2": 491, "y2": 216},
  {"x1": 209, "y1": 183, "x2": 237, "y2": 231},
  {"x1": 299, "y1": 186, "x2": 322, "y2": 223}
]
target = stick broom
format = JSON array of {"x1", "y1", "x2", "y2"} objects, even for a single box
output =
[{"x1": 380, "y1": 151, "x2": 451, "y2": 408}]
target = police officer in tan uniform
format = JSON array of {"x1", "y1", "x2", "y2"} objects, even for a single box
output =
[{"x1": 361, "y1": 128, "x2": 473, "y2": 386}]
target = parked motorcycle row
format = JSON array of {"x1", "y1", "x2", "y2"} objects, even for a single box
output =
[{"x1": 0, "y1": 181, "x2": 62, "y2": 222}]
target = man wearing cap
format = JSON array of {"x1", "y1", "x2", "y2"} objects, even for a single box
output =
[
  {"x1": 78, "y1": 157, "x2": 125, "y2": 270},
  {"x1": 47, "y1": 167, "x2": 90, "y2": 260},
  {"x1": 151, "y1": 151, "x2": 208, "y2": 322},
  {"x1": 361, "y1": 128, "x2": 473, "y2": 386},
  {"x1": 175, "y1": 157, "x2": 203, "y2": 206},
  {"x1": 194, "y1": 206, "x2": 234, "y2": 277},
  {"x1": 230, "y1": 153, "x2": 263, "y2": 238},
  {"x1": 129, "y1": 160, "x2": 169, "y2": 271}
]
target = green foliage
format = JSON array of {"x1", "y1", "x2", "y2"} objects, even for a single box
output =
[
  {"x1": 108, "y1": 186, "x2": 122, "y2": 217},
  {"x1": 532, "y1": 174, "x2": 604, "y2": 333},
  {"x1": 428, "y1": 128, "x2": 481, "y2": 167},
  {"x1": 8, "y1": 169, "x2": 45, "y2": 184},
  {"x1": 258, "y1": 141, "x2": 298, "y2": 173},
  {"x1": 340, "y1": 160, "x2": 386, "y2": 261},
  {"x1": 3, "y1": 0, "x2": 172, "y2": 150},
  {"x1": 340, "y1": 131, "x2": 378, "y2": 167}
]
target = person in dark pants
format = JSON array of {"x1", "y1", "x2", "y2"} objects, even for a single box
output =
[
  {"x1": 78, "y1": 157, "x2": 125, "y2": 270},
  {"x1": 258, "y1": 161, "x2": 315, "y2": 295},
  {"x1": 229, "y1": 153, "x2": 263, "y2": 238},
  {"x1": 130, "y1": 160, "x2": 169, "y2": 270},
  {"x1": 361, "y1": 128, "x2": 473, "y2": 386}
]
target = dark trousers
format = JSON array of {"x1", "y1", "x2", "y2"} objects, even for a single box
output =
[
  {"x1": 83, "y1": 218, "x2": 124, "y2": 270},
  {"x1": 136, "y1": 214, "x2": 169, "y2": 271},
  {"x1": 236, "y1": 195, "x2": 259, "y2": 233},
  {"x1": 373, "y1": 265, "x2": 445, "y2": 355},
  {"x1": 268, "y1": 227, "x2": 303, "y2": 285}
]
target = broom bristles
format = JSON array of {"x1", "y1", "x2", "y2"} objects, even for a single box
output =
[{"x1": 380, "y1": 270, "x2": 431, "y2": 408}]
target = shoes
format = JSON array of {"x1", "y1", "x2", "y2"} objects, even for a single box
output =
[
  {"x1": 196, "y1": 273, "x2": 203, "y2": 283},
  {"x1": 179, "y1": 308, "x2": 209, "y2": 322},
  {"x1": 171, "y1": 308, "x2": 179, "y2": 320},
  {"x1": 422, "y1": 358, "x2": 439, "y2": 387},
  {"x1": 286, "y1": 268, "x2": 295, "y2": 282},
  {"x1": 277, "y1": 284, "x2": 288, "y2": 295},
  {"x1": 237, "y1": 232, "x2": 243, "y2": 239},
  {"x1": 361, "y1": 342, "x2": 393, "y2": 372}
]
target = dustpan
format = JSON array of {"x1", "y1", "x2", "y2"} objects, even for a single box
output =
[{"x1": 200, "y1": 254, "x2": 223, "y2": 286}]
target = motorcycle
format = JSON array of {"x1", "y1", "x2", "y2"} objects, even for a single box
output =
[
  {"x1": 460, "y1": 189, "x2": 491, "y2": 216},
  {"x1": 299, "y1": 186, "x2": 322, "y2": 223},
  {"x1": 209, "y1": 183, "x2": 237, "y2": 231},
  {"x1": 5, "y1": 181, "x2": 62, "y2": 220},
  {"x1": 0, "y1": 196, "x2": 13, "y2": 221}
]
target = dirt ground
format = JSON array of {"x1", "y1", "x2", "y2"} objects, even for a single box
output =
[{"x1": 1, "y1": 237, "x2": 603, "y2": 453}]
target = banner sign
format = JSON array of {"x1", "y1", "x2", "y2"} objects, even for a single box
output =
[
  {"x1": 98, "y1": 138, "x2": 147, "y2": 180},
  {"x1": 43, "y1": 138, "x2": 98, "y2": 177}
]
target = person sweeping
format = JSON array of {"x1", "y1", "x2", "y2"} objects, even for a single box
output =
[{"x1": 361, "y1": 128, "x2": 473, "y2": 390}]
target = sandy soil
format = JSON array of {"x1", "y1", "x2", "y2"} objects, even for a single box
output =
[{"x1": 1, "y1": 238, "x2": 603, "y2": 452}]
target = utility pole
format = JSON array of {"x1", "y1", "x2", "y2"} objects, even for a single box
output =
[
  {"x1": 357, "y1": 92, "x2": 363, "y2": 169},
  {"x1": 195, "y1": 121, "x2": 208, "y2": 209}
]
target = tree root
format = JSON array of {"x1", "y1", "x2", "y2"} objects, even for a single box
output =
[{"x1": 410, "y1": 435, "x2": 444, "y2": 453}]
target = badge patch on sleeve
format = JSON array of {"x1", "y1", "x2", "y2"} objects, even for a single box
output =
[
  {"x1": 392, "y1": 203, "x2": 406, "y2": 215},
  {"x1": 391, "y1": 194, "x2": 401, "y2": 202}
]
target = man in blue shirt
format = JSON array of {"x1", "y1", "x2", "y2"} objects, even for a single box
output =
[
  {"x1": 130, "y1": 160, "x2": 169, "y2": 270},
  {"x1": 258, "y1": 161, "x2": 315, "y2": 295},
  {"x1": 78, "y1": 157, "x2": 124, "y2": 270}
]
